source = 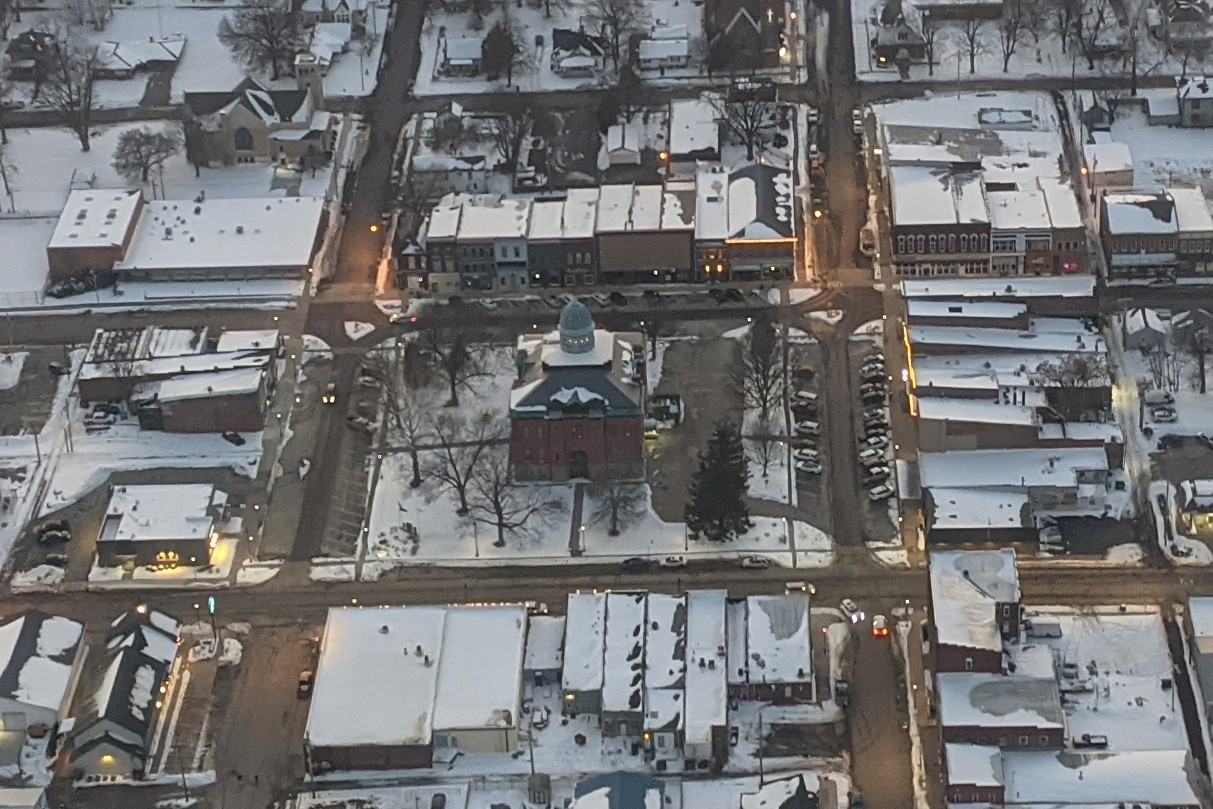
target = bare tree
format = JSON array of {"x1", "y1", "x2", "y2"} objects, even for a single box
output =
[
  {"x1": 111, "y1": 126, "x2": 181, "y2": 194},
  {"x1": 590, "y1": 481, "x2": 644, "y2": 536},
  {"x1": 420, "y1": 327, "x2": 490, "y2": 407},
  {"x1": 0, "y1": 0, "x2": 19, "y2": 39},
  {"x1": 1035, "y1": 353, "x2": 1110, "y2": 388},
  {"x1": 710, "y1": 94, "x2": 776, "y2": 162},
  {"x1": 63, "y1": 0, "x2": 111, "y2": 31},
  {"x1": 955, "y1": 17, "x2": 989, "y2": 74},
  {"x1": 1075, "y1": 0, "x2": 1114, "y2": 70},
  {"x1": 921, "y1": 11, "x2": 940, "y2": 75},
  {"x1": 482, "y1": 19, "x2": 531, "y2": 87},
  {"x1": 1147, "y1": 351, "x2": 1181, "y2": 392},
  {"x1": 426, "y1": 111, "x2": 469, "y2": 154},
  {"x1": 467, "y1": 448, "x2": 558, "y2": 547},
  {"x1": 217, "y1": 0, "x2": 304, "y2": 81},
  {"x1": 380, "y1": 340, "x2": 435, "y2": 488},
  {"x1": 732, "y1": 312, "x2": 783, "y2": 422},
  {"x1": 39, "y1": 28, "x2": 98, "y2": 152},
  {"x1": 426, "y1": 411, "x2": 502, "y2": 515},
  {"x1": 466, "y1": 0, "x2": 491, "y2": 30},
  {"x1": 997, "y1": 0, "x2": 1030, "y2": 71},
  {"x1": 1053, "y1": 0, "x2": 1080, "y2": 52},
  {"x1": 582, "y1": 0, "x2": 646, "y2": 68},
  {"x1": 1179, "y1": 327, "x2": 1211, "y2": 394},
  {"x1": 750, "y1": 420, "x2": 779, "y2": 478},
  {"x1": 487, "y1": 100, "x2": 534, "y2": 171},
  {"x1": 1120, "y1": 0, "x2": 1164, "y2": 96}
]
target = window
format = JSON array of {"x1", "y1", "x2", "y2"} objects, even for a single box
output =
[
  {"x1": 1019, "y1": 736, "x2": 1029, "y2": 746},
  {"x1": 964, "y1": 657, "x2": 974, "y2": 671},
  {"x1": 929, "y1": 235, "x2": 938, "y2": 252},
  {"x1": 1039, "y1": 735, "x2": 1049, "y2": 745},
  {"x1": 980, "y1": 234, "x2": 989, "y2": 251},
  {"x1": 948, "y1": 234, "x2": 955, "y2": 252},
  {"x1": 897, "y1": 236, "x2": 906, "y2": 253},
  {"x1": 233, "y1": 127, "x2": 254, "y2": 151},
  {"x1": 1001, "y1": 605, "x2": 1009, "y2": 616},
  {"x1": 960, "y1": 234, "x2": 969, "y2": 252},
  {"x1": 513, "y1": 246, "x2": 521, "y2": 258},
  {"x1": 916, "y1": 235, "x2": 925, "y2": 253}
]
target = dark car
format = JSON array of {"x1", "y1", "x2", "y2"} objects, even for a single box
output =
[
  {"x1": 609, "y1": 291, "x2": 628, "y2": 306},
  {"x1": 221, "y1": 431, "x2": 246, "y2": 446},
  {"x1": 620, "y1": 557, "x2": 651, "y2": 573},
  {"x1": 297, "y1": 671, "x2": 314, "y2": 699},
  {"x1": 723, "y1": 288, "x2": 745, "y2": 303},
  {"x1": 44, "y1": 554, "x2": 69, "y2": 568},
  {"x1": 643, "y1": 290, "x2": 660, "y2": 302},
  {"x1": 861, "y1": 392, "x2": 887, "y2": 407}
]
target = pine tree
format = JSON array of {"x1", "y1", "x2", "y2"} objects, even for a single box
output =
[{"x1": 685, "y1": 421, "x2": 751, "y2": 542}]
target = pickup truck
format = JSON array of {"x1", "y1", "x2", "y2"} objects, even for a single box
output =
[{"x1": 1072, "y1": 733, "x2": 1108, "y2": 749}]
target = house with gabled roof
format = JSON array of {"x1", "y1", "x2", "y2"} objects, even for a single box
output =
[
  {"x1": 0, "y1": 612, "x2": 85, "y2": 736},
  {"x1": 704, "y1": 0, "x2": 784, "y2": 72},
  {"x1": 67, "y1": 609, "x2": 180, "y2": 778},
  {"x1": 182, "y1": 77, "x2": 335, "y2": 167}
]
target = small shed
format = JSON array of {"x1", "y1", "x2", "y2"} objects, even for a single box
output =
[{"x1": 442, "y1": 37, "x2": 482, "y2": 76}]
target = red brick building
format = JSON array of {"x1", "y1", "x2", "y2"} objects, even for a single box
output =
[{"x1": 509, "y1": 299, "x2": 644, "y2": 482}]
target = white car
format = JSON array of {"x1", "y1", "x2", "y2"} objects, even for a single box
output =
[
  {"x1": 841, "y1": 598, "x2": 862, "y2": 623},
  {"x1": 862, "y1": 435, "x2": 890, "y2": 450},
  {"x1": 852, "y1": 109, "x2": 865, "y2": 135},
  {"x1": 858, "y1": 447, "x2": 886, "y2": 464},
  {"x1": 658, "y1": 555, "x2": 687, "y2": 569},
  {"x1": 796, "y1": 460, "x2": 823, "y2": 475},
  {"x1": 740, "y1": 555, "x2": 772, "y2": 569},
  {"x1": 1152, "y1": 406, "x2": 1178, "y2": 423},
  {"x1": 793, "y1": 448, "x2": 821, "y2": 463},
  {"x1": 795, "y1": 421, "x2": 821, "y2": 437},
  {"x1": 867, "y1": 483, "x2": 895, "y2": 501}
]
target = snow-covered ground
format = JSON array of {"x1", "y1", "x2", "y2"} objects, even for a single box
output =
[
  {"x1": 852, "y1": 0, "x2": 1213, "y2": 85},
  {"x1": 1109, "y1": 104, "x2": 1213, "y2": 200},
  {"x1": 746, "y1": 438, "x2": 793, "y2": 505},
  {"x1": 1012, "y1": 605, "x2": 1189, "y2": 752},
  {"x1": 1149, "y1": 480, "x2": 1213, "y2": 566},
  {"x1": 40, "y1": 419, "x2": 262, "y2": 517}
]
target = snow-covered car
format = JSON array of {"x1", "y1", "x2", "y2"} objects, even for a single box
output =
[
  {"x1": 864, "y1": 352, "x2": 885, "y2": 364},
  {"x1": 795, "y1": 459, "x2": 824, "y2": 475},
  {"x1": 1152, "y1": 406, "x2": 1178, "y2": 423},
  {"x1": 852, "y1": 109, "x2": 865, "y2": 134},
  {"x1": 658, "y1": 555, "x2": 687, "y2": 569},
  {"x1": 867, "y1": 484, "x2": 895, "y2": 501},
  {"x1": 795, "y1": 421, "x2": 821, "y2": 437},
  {"x1": 871, "y1": 614, "x2": 889, "y2": 638},
  {"x1": 862, "y1": 435, "x2": 890, "y2": 451},
  {"x1": 858, "y1": 447, "x2": 886, "y2": 465},
  {"x1": 864, "y1": 424, "x2": 887, "y2": 439},
  {"x1": 793, "y1": 448, "x2": 821, "y2": 463},
  {"x1": 862, "y1": 467, "x2": 890, "y2": 486},
  {"x1": 740, "y1": 555, "x2": 772, "y2": 569},
  {"x1": 793, "y1": 390, "x2": 819, "y2": 405}
]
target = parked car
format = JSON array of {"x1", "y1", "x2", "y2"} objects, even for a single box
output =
[
  {"x1": 346, "y1": 415, "x2": 374, "y2": 433},
  {"x1": 791, "y1": 402, "x2": 817, "y2": 418},
  {"x1": 221, "y1": 431, "x2": 246, "y2": 446},
  {"x1": 658, "y1": 555, "x2": 687, "y2": 569},
  {"x1": 740, "y1": 555, "x2": 771, "y2": 569},
  {"x1": 852, "y1": 108, "x2": 865, "y2": 134},
  {"x1": 44, "y1": 554, "x2": 69, "y2": 568},
  {"x1": 1152, "y1": 406, "x2": 1178, "y2": 423},
  {"x1": 858, "y1": 447, "x2": 886, "y2": 465},
  {"x1": 871, "y1": 614, "x2": 889, "y2": 638},
  {"x1": 621, "y1": 557, "x2": 652, "y2": 573},
  {"x1": 389, "y1": 311, "x2": 420, "y2": 325},
  {"x1": 862, "y1": 435, "x2": 890, "y2": 450},
  {"x1": 531, "y1": 705, "x2": 551, "y2": 730},
  {"x1": 723, "y1": 288, "x2": 745, "y2": 303},
  {"x1": 297, "y1": 671, "x2": 314, "y2": 698},
  {"x1": 863, "y1": 413, "x2": 889, "y2": 428},
  {"x1": 867, "y1": 484, "x2": 895, "y2": 501},
  {"x1": 793, "y1": 448, "x2": 821, "y2": 463},
  {"x1": 643, "y1": 290, "x2": 660, "y2": 302},
  {"x1": 1072, "y1": 733, "x2": 1108, "y2": 749},
  {"x1": 860, "y1": 382, "x2": 887, "y2": 397},
  {"x1": 793, "y1": 391, "x2": 819, "y2": 405},
  {"x1": 860, "y1": 369, "x2": 886, "y2": 383},
  {"x1": 865, "y1": 352, "x2": 885, "y2": 364},
  {"x1": 37, "y1": 530, "x2": 70, "y2": 546},
  {"x1": 863, "y1": 405, "x2": 887, "y2": 418},
  {"x1": 609, "y1": 291, "x2": 628, "y2": 306},
  {"x1": 862, "y1": 467, "x2": 890, "y2": 486},
  {"x1": 795, "y1": 459, "x2": 823, "y2": 475},
  {"x1": 861, "y1": 392, "x2": 887, "y2": 407},
  {"x1": 864, "y1": 424, "x2": 887, "y2": 439},
  {"x1": 859, "y1": 227, "x2": 876, "y2": 258},
  {"x1": 789, "y1": 437, "x2": 818, "y2": 450},
  {"x1": 1143, "y1": 390, "x2": 1174, "y2": 406},
  {"x1": 795, "y1": 421, "x2": 821, "y2": 437}
]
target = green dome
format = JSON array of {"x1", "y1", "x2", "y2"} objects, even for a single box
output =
[{"x1": 558, "y1": 297, "x2": 596, "y2": 354}]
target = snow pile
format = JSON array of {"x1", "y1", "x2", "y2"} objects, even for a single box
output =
[
  {"x1": 188, "y1": 639, "x2": 217, "y2": 663},
  {"x1": 0, "y1": 352, "x2": 28, "y2": 391},
  {"x1": 807, "y1": 309, "x2": 844, "y2": 325},
  {"x1": 10, "y1": 564, "x2": 64, "y2": 592},
  {"x1": 309, "y1": 559, "x2": 356, "y2": 582},
  {"x1": 344, "y1": 321, "x2": 376, "y2": 341},
  {"x1": 219, "y1": 638, "x2": 242, "y2": 666}
]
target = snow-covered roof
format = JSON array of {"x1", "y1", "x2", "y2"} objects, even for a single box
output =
[
  {"x1": 307, "y1": 606, "x2": 445, "y2": 748},
  {"x1": 114, "y1": 197, "x2": 324, "y2": 273},
  {"x1": 1178, "y1": 75, "x2": 1213, "y2": 100},
  {"x1": 907, "y1": 300, "x2": 1027, "y2": 321},
  {"x1": 605, "y1": 122, "x2": 641, "y2": 155},
  {"x1": 642, "y1": 686, "x2": 684, "y2": 732},
  {"x1": 668, "y1": 96, "x2": 720, "y2": 158},
  {"x1": 937, "y1": 672, "x2": 1063, "y2": 728},
  {"x1": 596, "y1": 184, "x2": 638, "y2": 232},
  {"x1": 917, "y1": 398, "x2": 1037, "y2": 426},
  {"x1": 946, "y1": 743, "x2": 1003, "y2": 787},
  {"x1": 1123, "y1": 306, "x2": 1166, "y2": 335},
  {"x1": 737, "y1": 595, "x2": 811, "y2": 685},
  {"x1": 929, "y1": 549, "x2": 1019, "y2": 653},
  {"x1": 444, "y1": 37, "x2": 482, "y2": 62},
  {"x1": 453, "y1": 196, "x2": 531, "y2": 241},
  {"x1": 539, "y1": 328, "x2": 617, "y2": 368},
  {"x1": 95, "y1": 35, "x2": 185, "y2": 72},
  {"x1": 630, "y1": 185, "x2": 663, "y2": 231},
  {"x1": 1083, "y1": 141, "x2": 1133, "y2": 174},
  {"x1": 920, "y1": 447, "x2": 1108, "y2": 490},
  {"x1": 662, "y1": 181, "x2": 695, "y2": 230},
  {"x1": 727, "y1": 165, "x2": 793, "y2": 240},
  {"x1": 890, "y1": 166, "x2": 988, "y2": 227},
  {"x1": 1001, "y1": 749, "x2": 1198, "y2": 805},
  {"x1": 1103, "y1": 191, "x2": 1178, "y2": 235},
  {"x1": 561, "y1": 188, "x2": 599, "y2": 239},
  {"x1": 100, "y1": 484, "x2": 221, "y2": 544},
  {"x1": 49, "y1": 189, "x2": 143, "y2": 250},
  {"x1": 1171, "y1": 187, "x2": 1213, "y2": 233},
  {"x1": 1190, "y1": 597, "x2": 1213, "y2": 640},
  {"x1": 639, "y1": 37, "x2": 689, "y2": 60},
  {"x1": 88, "y1": 349, "x2": 272, "y2": 383},
  {"x1": 82, "y1": 326, "x2": 205, "y2": 367},
  {"x1": 526, "y1": 200, "x2": 567, "y2": 241},
  {"x1": 908, "y1": 324, "x2": 1103, "y2": 353},
  {"x1": 0, "y1": 612, "x2": 83, "y2": 713},
  {"x1": 563, "y1": 593, "x2": 606, "y2": 693},
  {"x1": 1037, "y1": 178, "x2": 1084, "y2": 230},
  {"x1": 215, "y1": 329, "x2": 280, "y2": 353},
  {"x1": 928, "y1": 488, "x2": 1030, "y2": 531},
  {"x1": 602, "y1": 592, "x2": 646, "y2": 712},
  {"x1": 153, "y1": 367, "x2": 264, "y2": 403},
  {"x1": 987, "y1": 187, "x2": 1051, "y2": 231},
  {"x1": 901, "y1": 275, "x2": 1095, "y2": 299},
  {"x1": 432, "y1": 606, "x2": 525, "y2": 732},
  {"x1": 644, "y1": 594, "x2": 686, "y2": 690},
  {"x1": 684, "y1": 590, "x2": 727, "y2": 746},
  {"x1": 695, "y1": 166, "x2": 730, "y2": 241},
  {"x1": 524, "y1": 615, "x2": 565, "y2": 672}
]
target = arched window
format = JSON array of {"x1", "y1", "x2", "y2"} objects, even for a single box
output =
[{"x1": 234, "y1": 127, "x2": 254, "y2": 151}]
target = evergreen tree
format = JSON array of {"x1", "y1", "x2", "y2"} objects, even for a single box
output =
[{"x1": 685, "y1": 421, "x2": 751, "y2": 542}]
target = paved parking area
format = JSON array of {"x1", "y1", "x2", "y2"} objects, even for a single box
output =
[
  {"x1": 844, "y1": 336, "x2": 897, "y2": 542},
  {"x1": 0, "y1": 346, "x2": 66, "y2": 436}
]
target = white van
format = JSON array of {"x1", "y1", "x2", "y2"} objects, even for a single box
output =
[{"x1": 1143, "y1": 390, "x2": 1174, "y2": 406}]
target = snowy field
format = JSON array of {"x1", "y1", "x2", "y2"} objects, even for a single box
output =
[
  {"x1": 1011, "y1": 606, "x2": 1188, "y2": 752},
  {"x1": 852, "y1": 0, "x2": 1213, "y2": 84}
]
